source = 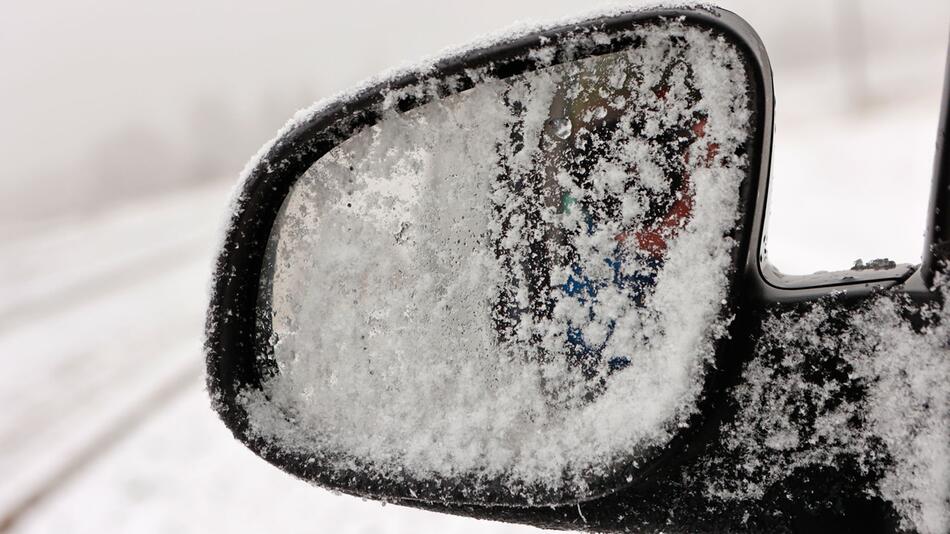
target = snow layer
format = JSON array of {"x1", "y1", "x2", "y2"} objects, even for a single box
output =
[
  {"x1": 240, "y1": 22, "x2": 752, "y2": 501},
  {"x1": 706, "y1": 286, "x2": 950, "y2": 533}
]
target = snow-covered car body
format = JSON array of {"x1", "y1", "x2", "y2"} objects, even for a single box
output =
[{"x1": 205, "y1": 6, "x2": 950, "y2": 533}]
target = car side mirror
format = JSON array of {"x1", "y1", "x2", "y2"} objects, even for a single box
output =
[
  {"x1": 207, "y1": 4, "x2": 769, "y2": 509},
  {"x1": 206, "y1": 5, "x2": 950, "y2": 532}
]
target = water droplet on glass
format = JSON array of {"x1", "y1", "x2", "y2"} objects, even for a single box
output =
[{"x1": 550, "y1": 117, "x2": 572, "y2": 139}]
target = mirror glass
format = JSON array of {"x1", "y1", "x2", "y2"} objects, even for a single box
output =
[{"x1": 245, "y1": 22, "x2": 755, "y2": 503}]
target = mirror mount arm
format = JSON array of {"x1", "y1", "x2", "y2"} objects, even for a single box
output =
[{"x1": 921, "y1": 37, "x2": 950, "y2": 287}]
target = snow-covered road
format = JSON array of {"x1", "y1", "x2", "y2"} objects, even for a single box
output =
[{"x1": 0, "y1": 183, "x2": 553, "y2": 533}]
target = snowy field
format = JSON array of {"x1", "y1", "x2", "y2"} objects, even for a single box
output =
[{"x1": 1, "y1": 1, "x2": 948, "y2": 533}]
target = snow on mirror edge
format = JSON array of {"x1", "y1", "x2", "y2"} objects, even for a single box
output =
[{"x1": 241, "y1": 23, "x2": 752, "y2": 500}]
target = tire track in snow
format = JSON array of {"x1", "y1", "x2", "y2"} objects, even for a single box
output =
[
  {"x1": 0, "y1": 232, "x2": 213, "y2": 335},
  {"x1": 0, "y1": 357, "x2": 202, "y2": 532},
  {"x1": 0, "y1": 257, "x2": 212, "y2": 529},
  {"x1": 0, "y1": 185, "x2": 230, "y2": 531}
]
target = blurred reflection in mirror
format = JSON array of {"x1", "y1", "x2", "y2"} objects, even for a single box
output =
[{"x1": 246, "y1": 22, "x2": 754, "y2": 502}]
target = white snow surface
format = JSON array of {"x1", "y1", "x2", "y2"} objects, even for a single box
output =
[
  {"x1": 706, "y1": 287, "x2": 950, "y2": 534},
  {"x1": 1, "y1": 182, "x2": 559, "y2": 534},
  {"x1": 240, "y1": 22, "x2": 751, "y2": 499},
  {"x1": 4, "y1": 1, "x2": 947, "y2": 533}
]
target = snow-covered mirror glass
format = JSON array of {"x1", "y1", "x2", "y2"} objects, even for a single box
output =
[{"x1": 246, "y1": 24, "x2": 754, "y2": 503}]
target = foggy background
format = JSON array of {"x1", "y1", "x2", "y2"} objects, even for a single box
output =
[{"x1": 1, "y1": 1, "x2": 948, "y2": 533}]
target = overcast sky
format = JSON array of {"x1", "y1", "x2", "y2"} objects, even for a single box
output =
[{"x1": 2, "y1": 0, "x2": 949, "y2": 271}]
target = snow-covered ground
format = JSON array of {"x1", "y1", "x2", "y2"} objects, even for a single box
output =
[{"x1": 0, "y1": 185, "x2": 222, "y2": 530}]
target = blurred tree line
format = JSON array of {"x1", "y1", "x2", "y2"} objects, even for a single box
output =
[{"x1": 7, "y1": 87, "x2": 313, "y2": 228}]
